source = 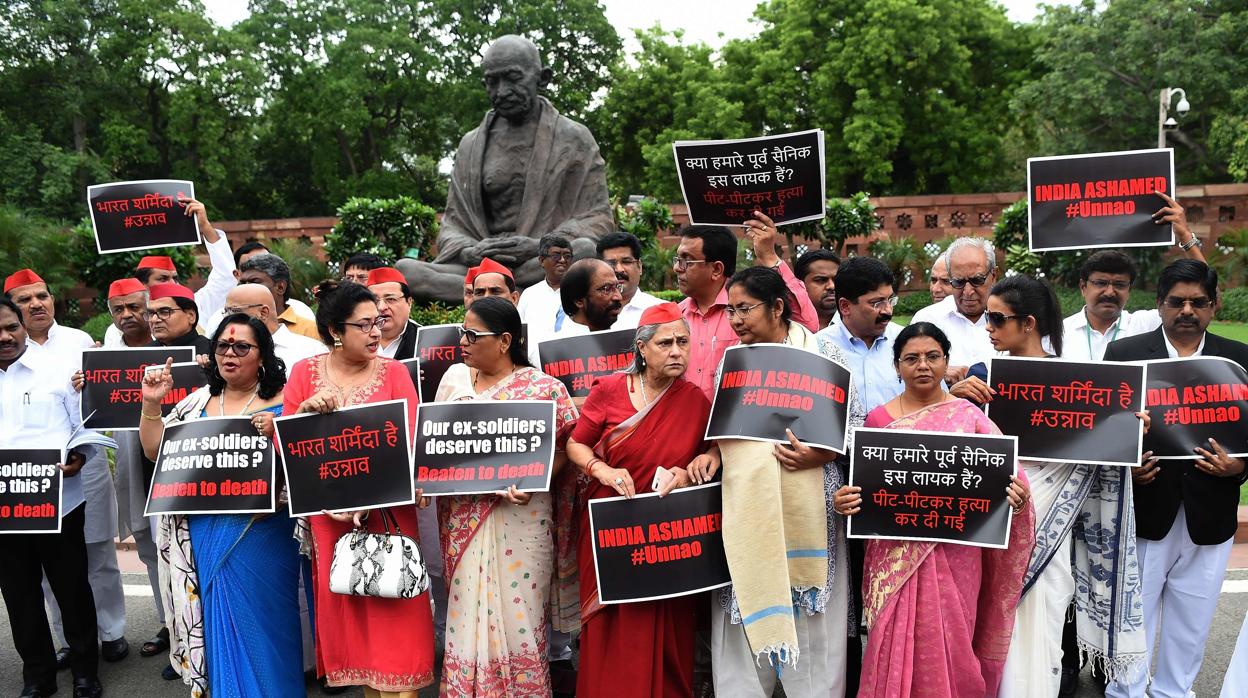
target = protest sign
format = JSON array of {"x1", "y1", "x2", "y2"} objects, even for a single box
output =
[
  {"x1": 1027, "y1": 148, "x2": 1175, "y2": 252},
  {"x1": 673, "y1": 130, "x2": 826, "y2": 226},
  {"x1": 80, "y1": 347, "x2": 198, "y2": 429},
  {"x1": 588, "y1": 483, "x2": 731, "y2": 604},
  {"x1": 413, "y1": 400, "x2": 556, "y2": 495},
  {"x1": 704, "y1": 344, "x2": 850, "y2": 453},
  {"x1": 411, "y1": 324, "x2": 462, "y2": 401},
  {"x1": 986, "y1": 356, "x2": 1145, "y2": 466},
  {"x1": 275, "y1": 399, "x2": 413, "y2": 516},
  {"x1": 848, "y1": 429, "x2": 1017, "y2": 548},
  {"x1": 0, "y1": 449, "x2": 62, "y2": 534},
  {"x1": 145, "y1": 416, "x2": 276, "y2": 515},
  {"x1": 87, "y1": 180, "x2": 199, "y2": 254},
  {"x1": 1144, "y1": 356, "x2": 1248, "y2": 459},
  {"x1": 538, "y1": 328, "x2": 636, "y2": 398}
]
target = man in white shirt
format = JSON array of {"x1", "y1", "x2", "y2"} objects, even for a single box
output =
[
  {"x1": 929, "y1": 252, "x2": 952, "y2": 304},
  {"x1": 516, "y1": 234, "x2": 572, "y2": 332},
  {"x1": 0, "y1": 298, "x2": 105, "y2": 698},
  {"x1": 4, "y1": 270, "x2": 130, "y2": 666},
  {"x1": 103, "y1": 196, "x2": 237, "y2": 345},
  {"x1": 221, "y1": 284, "x2": 326, "y2": 371},
  {"x1": 597, "y1": 232, "x2": 662, "y2": 330},
  {"x1": 911, "y1": 237, "x2": 997, "y2": 382}
]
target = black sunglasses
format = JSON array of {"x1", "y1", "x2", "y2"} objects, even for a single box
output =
[
  {"x1": 213, "y1": 341, "x2": 255, "y2": 357},
  {"x1": 985, "y1": 311, "x2": 1026, "y2": 328}
]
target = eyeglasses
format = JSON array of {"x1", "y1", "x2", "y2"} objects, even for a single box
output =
[
  {"x1": 542, "y1": 252, "x2": 573, "y2": 262},
  {"x1": 725, "y1": 301, "x2": 766, "y2": 318},
  {"x1": 457, "y1": 326, "x2": 499, "y2": 344},
  {"x1": 1162, "y1": 296, "x2": 1213, "y2": 310},
  {"x1": 949, "y1": 274, "x2": 990, "y2": 289},
  {"x1": 898, "y1": 351, "x2": 946, "y2": 367},
  {"x1": 213, "y1": 341, "x2": 255, "y2": 357},
  {"x1": 593, "y1": 282, "x2": 626, "y2": 297},
  {"x1": 985, "y1": 311, "x2": 1027, "y2": 328},
  {"x1": 377, "y1": 294, "x2": 408, "y2": 306},
  {"x1": 865, "y1": 296, "x2": 899, "y2": 311},
  {"x1": 143, "y1": 307, "x2": 184, "y2": 321},
  {"x1": 1087, "y1": 279, "x2": 1131, "y2": 291},
  {"x1": 222, "y1": 303, "x2": 265, "y2": 315},
  {"x1": 342, "y1": 318, "x2": 388, "y2": 333},
  {"x1": 605, "y1": 257, "x2": 639, "y2": 269},
  {"x1": 673, "y1": 258, "x2": 708, "y2": 272}
]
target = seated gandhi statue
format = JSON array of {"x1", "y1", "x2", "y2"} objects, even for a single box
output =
[{"x1": 398, "y1": 34, "x2": 613, "y2": 303}]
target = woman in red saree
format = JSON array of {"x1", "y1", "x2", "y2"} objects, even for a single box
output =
[
  {"x1": 567, "y1": 302, "x2": 720, "y2": 697},
  {"x1": 833, "y1": 322, "x2": 1035, "y2": 697},
  {"x1": 282, "y1": 280, "x2": 434, "y2": 697}
]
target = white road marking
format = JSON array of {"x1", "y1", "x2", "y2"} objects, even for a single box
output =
[{"x1": 123, "y1": 584, "x2": 153, "y2": 597}]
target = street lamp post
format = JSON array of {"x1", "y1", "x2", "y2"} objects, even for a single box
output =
[{"x1": 1158, "y1": 87, "x2": 1191, "y2": 148}]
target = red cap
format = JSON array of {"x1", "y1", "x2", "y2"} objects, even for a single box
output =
[
  {"x1": 148, "y1": 282, "x2": 195, "y2": 301},
  {"x1": 638, "y1": 302, "x2": 683, "y2": 327},
  {"x1": 476, "y1": 257, "x2": 513, "y2": 280},
  {"x1": 464, "y1": 266, "x2": 480, "y2": 285},
  {"x1": 136, "y1": 256, "x2": 176, "y2": 272},
  {"x1": 366, "y1": 267, "x2": 407, "y2": 287},
  {"x1": 107, "y1": 278, "x2": 146, "y2": 298},
  {"x1": 3, "y1": 269, "x2": 44, "y2": 294}
]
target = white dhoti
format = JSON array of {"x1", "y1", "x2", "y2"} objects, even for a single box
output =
[{"x1": 1222, "y1": 610, "x2": 1248, "y2": 698}]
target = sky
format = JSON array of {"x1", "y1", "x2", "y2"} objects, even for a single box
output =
[{"x1": 201, "y1": 0, "x2": 1072, "y2": 49}]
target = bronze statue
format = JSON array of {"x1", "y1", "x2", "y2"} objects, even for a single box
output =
[{"x1": 398, "y1": 35, "x2": 613, "y2": 303}]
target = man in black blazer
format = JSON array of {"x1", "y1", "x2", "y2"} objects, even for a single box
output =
[
  {"x1": 1103, "y1": 259, "x2": 1248, "y2": 698},
  {"x1": 366, "y1": 267, "x2": 422, "y2": 361}
]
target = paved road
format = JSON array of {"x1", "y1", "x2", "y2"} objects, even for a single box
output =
[{"x1": 1, "y1": 570, "x2": 1242, "y2": 696}]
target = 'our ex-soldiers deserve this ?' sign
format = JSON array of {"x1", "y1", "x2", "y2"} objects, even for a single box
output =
[
  {"x1": 0, "y1": 449, "x2": 62, "y2": 534},
  {"x1": 588, "y1": 483, "x2": 731, "y2": 604},
  {"x1": 413, "y1": 400, "x2": 556, "y2": 496},
  {"x1": 848, "y1": 429, "x2": 1017, "y2": 548},
  {"x1": 1027, "y1": 148, "x2": 1175, "y2": 252},
  {"x1": 673, "y1": 130, "x2": 826, "y2": 226},
  {"x1": 275, "y1": 399, "x2": 414, "y2": 516},
  {"x1": 87, "y1": 180, "x2": 200, "y2": 254},
  {"x1": 705, "y1": 344, "x2": 851, "y2": 453},
  {"x1": 80, "y1": 347, "x2": 199, "y2": 430},
  {"x1": 538, "y1": 328, "x2": 636, "y2": 398},
  {"x1": 1144, "y1": 356, "x2": 1248, "y2": 459},
  {"x1": 145, "y1": 416, "x2": 276, "y2": 515},
  {"x1": 986, "y1": 356, "x2": 1145, "y2": 467}
]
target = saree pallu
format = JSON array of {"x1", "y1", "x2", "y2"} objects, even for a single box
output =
[
  {"x1": 434, "y1": 364, "x2": 579, "y2": 697},
  {"x1": 573, "y1": 374, "x2": 709, "y2": 698},
  {"x1": 859, "y1": 399, "x2": 1035, "y2": 698}
]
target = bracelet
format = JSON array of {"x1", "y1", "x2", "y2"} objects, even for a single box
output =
[
  {"x1": 1179, "y1": 236, "x2": 1203, "y2": 251},
  {"x1": 584, "y1": 458, "x2": 603, "y2": 475},
  {"x1": 141, "y1": 411, "x2": 163, "y2": 421}
]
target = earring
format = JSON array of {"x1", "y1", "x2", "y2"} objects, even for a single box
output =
[{"x1": 332, "y1": 336, "x2": 343, "y2": 348}]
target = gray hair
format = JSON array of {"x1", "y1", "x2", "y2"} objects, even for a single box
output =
[
  {"x1": 944, "y1": 237, "x2": 995, "y2": 276},
  {"x1": 622, "y1": 318, "x2": 691, "y2": 374},
  {"x1": 239, "y1": 253, "x2": 293, "y2": 301}
]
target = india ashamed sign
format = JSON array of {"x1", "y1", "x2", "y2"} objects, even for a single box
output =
[
  {"x1": 1027, "y1": 148, "x2": 1175, "y2": 251},
  {"x1": 538, "y1": 328, "x2": 636, "y2": 398},
  {"x1": 1144, "y1": 356, "x2": 1248, "y2": 459}
]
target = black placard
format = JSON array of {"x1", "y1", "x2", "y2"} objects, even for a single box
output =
[
  {"x1": 86, "y1": 180, "x2": 200, "y2": 254},
  {"x1": 847, "y1": 429, "x2": 1017, "y2": 548},
  {"x1": 145, "y1": 416, "x2": 276, "y2": 515},
  {"x1": 704, "y1": 344, "x2": 851, "y2": 453},
  {"x1": 673, "y1": 130, "x2": 826, "y2": 226},
  {"x1": 1144, "y1": 356, "x2": 1248, "y2": 459},
  {"x1": 0, "y1": 449, "x2": 63, "y2": 534},
  {"x1": 588, "y1": 483, "x2": 731, "y2": 604},
  {"x1": 986, "y1": 356, "x2": 1145, "y2": 466},
  {"x1": 413, "y1": 400, "x2": 556, "y2": 495},
  {"x1": 538, "y1": 328, "x2": 636, "y2": 398},
  {"x1": 1027, "y1": 148, "x2": 1175, "y2": 252},
  {"x1": 80, "y1": 348, "x2": 199, "y2": 430},
  {"x1": 412, "y1": 324, "x2": 462, "y2": 401},
  {"x1": 274, "y1": 399, "x2": 414, "y2": 516}
]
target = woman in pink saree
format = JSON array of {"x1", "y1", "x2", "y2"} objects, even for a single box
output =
[{"x1": 834, "y1": 322, "x2": 1035, "y2": 697}]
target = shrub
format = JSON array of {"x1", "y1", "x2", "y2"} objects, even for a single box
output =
[
  {"x1": 325, "y1": 197, "x2": 438, "y2": 266},
  {"x1": 67, "y1": 220, "x2": 197, "y2": 308},
  {"x1": 816, "y1": 192, "x2": 875, "y2": 255},
  {"x1": 0, "y1": 205, "x2": 80, "y2": 299},
  {"x1": 81, "y1": 313, "x2": 113, "y2": 342},
  {"x1": 1219, "y1": 287, "x2": 1248, "y2": 323},
  {"x1": 895, "y1": 292, "x2": 932, "y2": 316},
  {"x1": 411, "y1": 302, "x2": 465, "y2": 327},
  {"x1": 649, "y1": 289, "x2": 684, "y2": 302},
  {"x1": 616, "y1": 196, "x2": 673, "y2": 252}
]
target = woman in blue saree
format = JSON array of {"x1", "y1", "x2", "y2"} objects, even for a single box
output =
[{"x1": 140, "y1": 313, "x2": 302, "y2": 697}]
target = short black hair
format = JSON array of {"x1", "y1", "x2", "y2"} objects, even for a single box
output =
[
  {"x1": 233, "y1": 241, "x2": 269, "y2": 268},
  {"x1": 134, "y1": 267, "x2": 166, "y2": 285},
  {"x1": 312, "y1": 279, "x2": 378, "y2": 347},
  {"x1": 559, "y1": 260, "x2": 600, "y2": 316},
  {"x1": 795, "y1": 248, "x2": 841, "y2": 281},
  {"x1": 1079, "y1": 250, "x2": 1137, "y2": 285},
  {"x1": 539, "y1": 234, "x2": 573, "y2": 258},
  {"x1": 726, "y1": 266, "x2": 792, "y2": 324},
  {"x1": 205, "y1": 314, "x2": 287, "y2": 400},
  {"x1": 343, "y1": 252, "x2": 387, "y2": 272},
  {"x1": 679, "y1": 225, "x2": 737, "y2": 277},
  {"x1": 0, "y1": 297, "x2": 23, "y2": 325},
  {"x1": 1157, "y1": 259, "x2": 1218, "y2": 303},
  {"x1": 466, "y1": 297, "x2": 530, "y2": 368},
  {"x1": 893, "y1": 322, "x2": 951, "y2": 363},
  {"x1": 596, "y1": 231, "x2": 642, "y2": 259},
  {"x1": 834, "y1": 256, "x2": 895, "y2": 305},
  {"x1": 171, "y1": 296, "x2": 200, "y2": 328}
]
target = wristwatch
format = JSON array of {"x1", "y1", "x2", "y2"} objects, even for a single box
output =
[{"x1": 1179, "y1": 236, "x2": 1203, "y2": 251}]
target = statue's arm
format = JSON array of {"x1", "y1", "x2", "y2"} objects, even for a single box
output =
[{"x1": 547, "y1": 127, "x2": 614, "y2": 242}]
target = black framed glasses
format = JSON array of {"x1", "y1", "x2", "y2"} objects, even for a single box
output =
[
  {"x1": 542, "y1": 252, "x2": 573, "y2": 262},
  {"x1": 949, "y1": 274, "x2": 990, "y2": 289},
  {"x1": 458, "y1": 326, "x2": 499, "y2": 344},
  {"x1": 1087, "y1": 279, "x2": 1131, "y2": 291},
  {"x1": 985, "y1": 311, "x2": 1027, "y2": 328},
  {"x1": 142, "y1": 307, "x2": 184, "y2": 321},
  {"x1": 222, "y1": 303, "x2": 265, "y2": 315},
  {"x1": 343, "y1": 318, "x2": 388, "y2": 333},
  {"x1": 1162, "y1": 296, "x2": 1213, "y2": 310},
  {"x1": 213, "y1": 341, "x2": 256, "y2": 357},
  {"x1": 672, "y1": 258, "x2": 708, "y2": 272},
  {"x1": 725, "y1": 301, "x2": 766, "y2": 318}
]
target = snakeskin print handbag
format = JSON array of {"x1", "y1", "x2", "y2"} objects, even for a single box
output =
[{"x1": 328, "y1": 508, "x2": 429, "y2": 599}]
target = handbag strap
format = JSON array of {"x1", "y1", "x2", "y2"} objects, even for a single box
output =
[{"x1": 360, "y1": 507, "x2": 404, "y2": 537}]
